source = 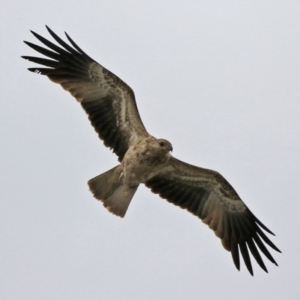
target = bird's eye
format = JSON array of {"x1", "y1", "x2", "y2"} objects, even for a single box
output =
[{"x1": 159, "y1": 141, "x2": 165, "y2": 147}]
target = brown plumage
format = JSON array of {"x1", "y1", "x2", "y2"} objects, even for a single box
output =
[{"x1": 22, "y1": 26, "x2": 281, "y2": 276}]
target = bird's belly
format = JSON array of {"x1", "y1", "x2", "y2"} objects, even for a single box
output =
[
  {"x1": 123, "y1": 162, "x2": 153, "y2": 186},
  {"x1": 123, "y1": 154, "x2": 166, "y2": 186}
]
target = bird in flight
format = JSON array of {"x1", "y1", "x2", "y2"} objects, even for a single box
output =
[{"x1": 22, "y1": 26, "x2": 280, "y2": 276}]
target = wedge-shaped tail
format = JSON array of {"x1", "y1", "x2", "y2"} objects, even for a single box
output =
[{"x1": 88, "y1": 166, "x2": 138, "y2": 217}]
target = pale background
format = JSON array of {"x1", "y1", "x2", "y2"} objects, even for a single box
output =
[{"x1": 1, "y1": 1, "x2": 300, "y2": 299}]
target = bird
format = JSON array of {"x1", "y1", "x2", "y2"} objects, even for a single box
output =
[{"x1": 22, "y1": 26, "x2": 281, "y2": 276}]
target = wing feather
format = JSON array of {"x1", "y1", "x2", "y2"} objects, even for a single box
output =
[
  {"x1": 22, "y1": 26, "x2": 148, "y2": 161},
  {"x1": 145, "y1": 157, "x2": 280, "y2": 275}
]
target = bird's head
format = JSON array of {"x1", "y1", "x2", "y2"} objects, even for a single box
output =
[{"x1": 157, "y1": 138, "x2": 173, "y2": 153}]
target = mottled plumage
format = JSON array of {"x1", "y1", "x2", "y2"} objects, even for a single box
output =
[{"x1": 22, "y1": 26, "x2": 280, "y2": 276}]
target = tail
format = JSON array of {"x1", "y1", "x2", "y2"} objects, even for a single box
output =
[{"x1": 88, "y1": 166, "x2": 138, "y2": 218}]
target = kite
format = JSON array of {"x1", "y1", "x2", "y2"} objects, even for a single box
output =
[{"x1": 22, "y1": 26, "x2": 281, "y2": 275}]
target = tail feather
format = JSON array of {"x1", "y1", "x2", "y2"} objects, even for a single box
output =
[{"x1": 88, "y1": 166, "x2": 138, "y2": 218}]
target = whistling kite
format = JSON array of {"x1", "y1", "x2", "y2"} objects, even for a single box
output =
[{"x1": 22, "y1": 26, "x2": 280, "y2": 275}]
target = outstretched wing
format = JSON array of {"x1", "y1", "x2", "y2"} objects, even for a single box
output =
[
  {"x1": 145, "y1": 157, "x2": 281, "y2": 275},
  {"x1": 22, "y1": 26, "x2": 148, "y2": 161}
]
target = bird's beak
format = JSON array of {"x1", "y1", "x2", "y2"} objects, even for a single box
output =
[{"x1": 168, "y1": 145, "x2": 173, "y2": 152}]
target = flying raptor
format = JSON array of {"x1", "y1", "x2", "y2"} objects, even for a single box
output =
[{"x1": 22, "y1": 26, "x2": 280, "y2": 276}]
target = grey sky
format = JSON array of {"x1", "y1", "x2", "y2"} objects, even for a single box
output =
[{"x1": 1, "y1": 1, "x2": 300, "y2": 299}]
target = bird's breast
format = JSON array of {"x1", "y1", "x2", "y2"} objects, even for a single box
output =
[{"x1": 122, "y1": 145, "x2": 168, "y2": 185}]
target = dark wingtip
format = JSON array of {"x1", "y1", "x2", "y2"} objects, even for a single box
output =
[
  {"x1": 248, "y1": 207, "x2": 277, "y2": 236},
  {"x1": 45, "y1": 25, "x2": 53, "y2": 35},
  {"x1": 260, "y1": 263, "x2": 269, "y2": 273},
  {"x1": 27, "y1": 68, "x2": 42, "y2": 74},
  {"x1": 45, "y1": 25, "x2": 52, "y2": 33},
  {"x1": 246, "y1": 265, "x2": 254, "y2": 276},
  {"x1": 30, "y1": 30, "x2": 40, "y2": 39}
]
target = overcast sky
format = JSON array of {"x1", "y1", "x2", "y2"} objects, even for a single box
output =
[{"x1": 1, "y1": 1, "x2": 300, "y2": 299}]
